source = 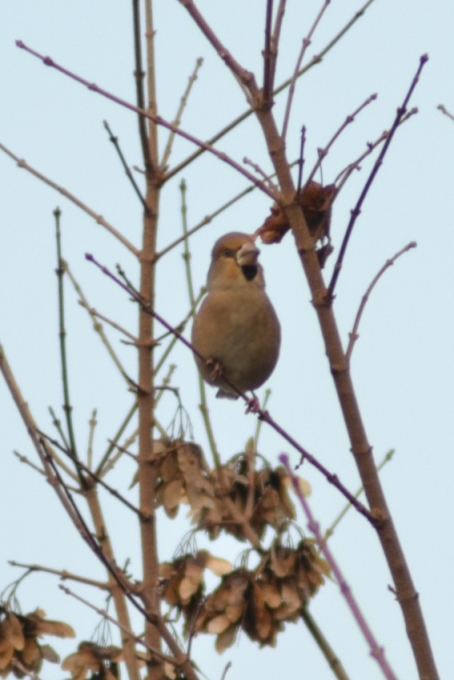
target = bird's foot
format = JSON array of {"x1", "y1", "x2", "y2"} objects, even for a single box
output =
[
  {"x1": 206, "y1": 358, "x2": 223, "y2": 382},
  {"x1": 245, "y1": 392, "x2": 260, "y2": 414}
]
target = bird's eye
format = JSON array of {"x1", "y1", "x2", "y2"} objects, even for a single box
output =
[{"x1": 223, "y1": 249, "x2": 234, "y2": 257}]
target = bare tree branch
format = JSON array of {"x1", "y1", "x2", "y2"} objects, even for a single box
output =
[
  {"x1": 0, "y1": 143, "x2": 140, "y2": 257},
  {"x1": 346, "y1": 242, "x2": 417, "y2": 361}
]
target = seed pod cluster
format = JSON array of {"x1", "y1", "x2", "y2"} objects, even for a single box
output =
[
  {"x1": 194, "y1": 541, "x2": 330, "y2": 653},
  {"x1": 0, "y1": 607, "x2": 74, "y2": 678}
]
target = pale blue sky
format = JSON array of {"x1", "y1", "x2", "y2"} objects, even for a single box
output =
[{"x1": 1, "y1": 2, "x2": 453, "y2": 679}]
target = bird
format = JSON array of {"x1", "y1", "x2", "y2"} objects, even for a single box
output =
[{"x1": 191, "y1": 232, "x2": 281, "y2": 403}]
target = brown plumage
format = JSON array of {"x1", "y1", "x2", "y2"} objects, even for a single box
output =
[{"x1": 192, "y1": 232, "x2": 281, "y2": 399}]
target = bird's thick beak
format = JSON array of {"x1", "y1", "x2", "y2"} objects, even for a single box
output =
[{"x1": 236, "y1": 241, "x2": 260, "y2": 267}]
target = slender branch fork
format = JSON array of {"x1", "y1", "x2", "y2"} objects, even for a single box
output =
[
  {"x1": 14, "y1": 41, "x2": 275, "y2": 200},
  {"x1": 346, "y1": 242, "x2": 417, "y2": 361},
  {"x1": 86, "y1": 253, "x2": 375, "y2": 524},
  {"x1": 304, "y1": 93, "x2": 378, "y2": 190},
  {"x1": 280, "y1": 455, "x2": 397, "y2": 680}
]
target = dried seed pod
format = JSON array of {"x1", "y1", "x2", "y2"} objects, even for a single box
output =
[{"x1": 62, "y1": 641, "x2": 123, "y2": 680}]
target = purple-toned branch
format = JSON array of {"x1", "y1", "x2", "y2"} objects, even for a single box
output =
[
  {"x1": 437, "y1": 104, "x2": 454, "y2": 122},
  {"x1": 328, "y1": 55, "x2": 428, "y2": 297},
  {"x1": 304, "y1": 93, "x2": 377, "y2": 189},
  {"x1": 280, "y1": 454, "x2": 397, "y2": 680},
  {"x1": 177, "y1": 1, "x2": 256, "y2": 91},
  {"x1": 15, "y1": 41, "x2": 275, "y2": 200},
  {"x1": 334, "y1": 108, "x2": 418, "y2": 198}
]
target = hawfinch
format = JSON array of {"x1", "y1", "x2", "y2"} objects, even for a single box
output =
[{"x1": 192, "y1": 232, "x2": 281, "y2": 399}]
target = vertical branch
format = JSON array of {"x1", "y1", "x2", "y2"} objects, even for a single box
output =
[
  {"x1": 132, "y1": 0, "x2": 151, "y2": 170},
  {"x1": 145, "y1": 0, "x2": 159, "y2": 167},
  {"x1": 179, "y1": 179, "x2": 221, "y2": 467},
  {"x1": 139, "y1": 2, "x2": 161, "y2": 677},
  {"x1": 296, "y1": 125, "x2": 306, "y2": 194},
  {"x1": 87, "y1": 408, "x2": 98, "y2": 470},
  {"x1": 160, "y1": 58, "x2": 204, "y2": 169},
  {"x1": 269, "y1": 0, "x2": 287, "y2": 88},
  {"x1": 262, "y1": 0, "x2": 274, "y2": 108},
  {"x1": 54, "y1": 208, "x2": 78, "y2": 461}
]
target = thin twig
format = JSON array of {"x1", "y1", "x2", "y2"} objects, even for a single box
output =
[
  {"x1": 65, "y1": 262, "x2": 135, "y2": 383},
  {"x1": 304, "y1": 93, "x2": 377, "y2": 189},
  {"x1": 281, "y1": 0, "x2": 331, "y2": 140},
  {"x1": 437, "y1": 104, "x2": 454, "y2": 122},
  {"x1": 155, "y1": 185, "x2": 257, "y2": 260},
  {"x1": 262, "y1": 0, "x2": 274, "y2": 108},
  {"x1": 59, "y1": 584, "x2": 177, "y2": 664},
  {"x1": 38, "y1": 430, "x2": 147, "y2": 519},
  {"x1": 95, "y1": 402, "x2": 137, "y2": 477},
  {"x1": 16, "y1": 41, "x2": 275, "y2": 200},
  {"x1": 100, "y1": 397, "x2": 171, "y2": 478},
  {"x1": 296, "y1": 126, "x2": 306, "y2": 194},
  {"x1": 161, "y1": 57, "x2": 204, "y2": 169},
  {"x1": 144, "y1": 0, "x2": 159, "y2": 166},
  {"x1": 328, "y1": 56, "x2": 428, "y2": 297},
  {"x1": 252, "y1": 389, "x2": 271, "y2": 452},
  {"x1": 220, "y1": 662, "x2": 232, "y2": 680},
  {"x1": 87, "y1": 254, "x2": 376, "y2": 523},
  {"x1": 346, "y1": 243, "x2": 417, "y2": 361},
  {"x1": 77, "y1": 300, "x2": 137, "y2": 341},
  {"x1": 0, "y1": 143, "x2": 139, "y2": 256},
  {"x1": 9, "y1": 560, "x2": 108, "y2": 590},
  {"x1": 54, "y1": 210, "x2": 79, "y2": 465},
  {"x1": 103, "y1": 120, "x2": 148, "y2": 211},
  {"x1": 87, "y1": 409, "x2": 98, "y2": 470},
  {"x1": 301, "y1": 609, "x2": 351, "y2": 680},
  {"x1": 243, "y1": 157, "x2": 279, "y2": 192},
  {"x1": 167, "y1": 0, "x2": 376, "y2": 181},
  {"x1": 157, "y1": 154, "x2": 302, "y2": 262},
  {"x1": 180, "y1": 179, "x2": 221, "y2": 468},
  {"x1": 48, "y1": 405, "x2": 70, "y2": 452},
  {"x1": 153, "y1": 288, "x2": 205, "y2": 374},
  {"x1": 132, "y1": 0, "x2": 151, "y2": 169},
  {"x1": 0, "y1": 346, "x2": 92, "y2": 532},
  {"x1": 13, "y1": 451, "x2": 46, "y2": 477},
  {"x1": 269, "y1": 0, "x2": 287, "y2": 89},
  {"x1": 334, "y1": 109, "x2": 417, "y2": 192},
  {"x1": 323, "y1": 450, "x2": 395, "y2": 544},
  {"x1": 280, "y1": 454, "x2": 398, "y2": 680}
]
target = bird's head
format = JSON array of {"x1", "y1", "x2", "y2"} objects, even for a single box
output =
[{"x1": 207, "y1": 232, "x2": 265, "y2": 291}]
